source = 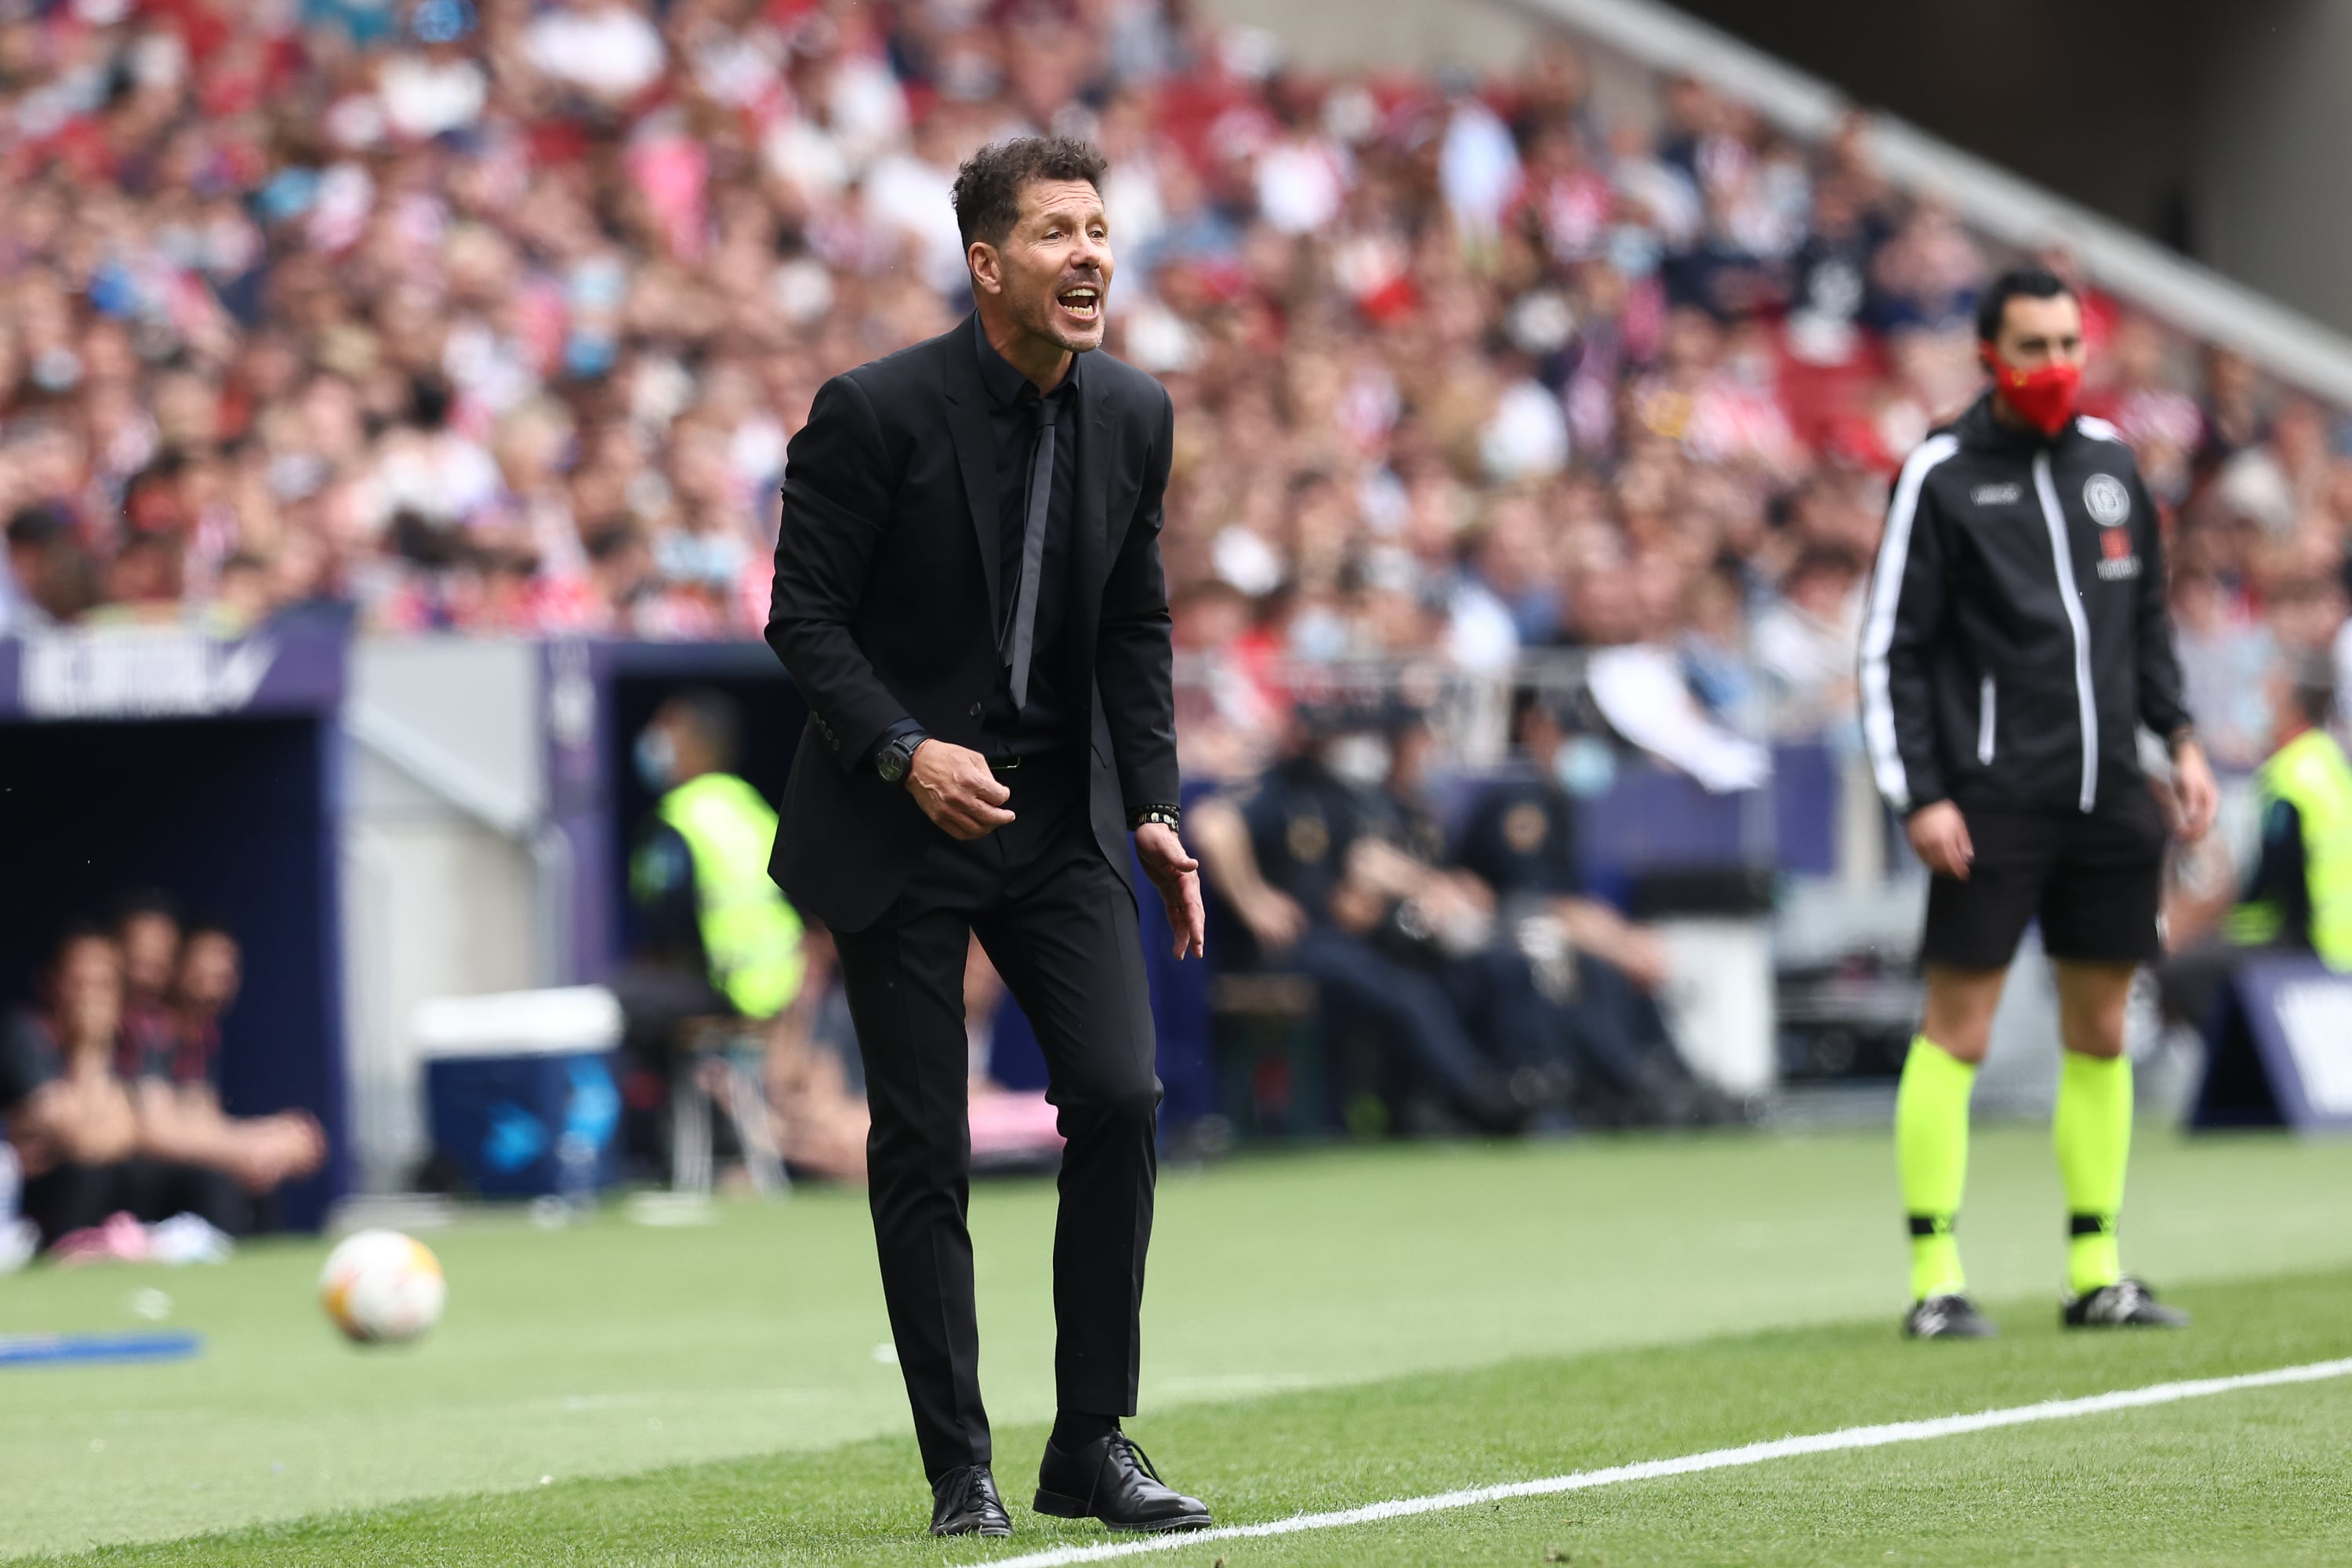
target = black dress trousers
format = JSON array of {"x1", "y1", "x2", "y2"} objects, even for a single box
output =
[{"x1": 831, "y1": 754, "x2": 1161, "y2": 1482}]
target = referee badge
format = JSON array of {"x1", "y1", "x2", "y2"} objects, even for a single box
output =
[{"x1": 2083, "y1": 473, "x2": 2132, "y2": 527}]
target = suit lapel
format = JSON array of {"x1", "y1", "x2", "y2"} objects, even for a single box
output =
[{"x1": 939, "y1": 318, "x2": 1002, "y2": 625}]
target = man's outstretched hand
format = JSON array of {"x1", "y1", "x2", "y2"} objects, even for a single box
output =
[
  {"x1": 1135, "y1": 822, "x2": 1207, "y2": 959},
  {"x1": 905, "y1": 740, "x2": 1015, "y2": 840}
]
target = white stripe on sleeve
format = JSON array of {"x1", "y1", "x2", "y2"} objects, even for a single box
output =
[{"x1": 1859, "y1": 434, "x2": 1961, "y2": 814}]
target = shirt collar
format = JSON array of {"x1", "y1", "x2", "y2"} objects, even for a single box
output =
[{"x1": 972, "y1": 312, "x2": 1082, "y2": 410}]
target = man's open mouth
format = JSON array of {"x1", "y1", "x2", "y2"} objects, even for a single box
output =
[{"x1": 1055, "y1": 285, "x2": 1102, "y2": 322}]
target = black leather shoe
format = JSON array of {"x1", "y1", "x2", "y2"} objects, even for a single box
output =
[
  {"x1": 930, "y1": 1465, "x2": 1011, "y2": 1537},
  {"x1": 1034, "y1": 1431, "x2": 1213, "y2": 1533}
]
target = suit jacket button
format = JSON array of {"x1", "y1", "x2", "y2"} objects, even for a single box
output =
[{"x1": 968, "y1": 702, "x2": 983, "y2": 719}]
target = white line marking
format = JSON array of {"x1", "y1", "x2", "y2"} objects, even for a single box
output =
[{"x1": 985, "y1": 1357, "x2": 2352, "y2": 1567}]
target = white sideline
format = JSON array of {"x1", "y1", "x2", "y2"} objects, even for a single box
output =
[{"x1": 983, "y1": 1357, "x2": 2352, "y2": 1567}]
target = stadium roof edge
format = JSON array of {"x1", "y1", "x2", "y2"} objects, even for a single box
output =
[{"x1": 1514, "y1": 0, "x2": 2352, "y2": 408}]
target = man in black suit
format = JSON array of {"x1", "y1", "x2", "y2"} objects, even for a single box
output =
[{"x1": 766, "y1": 136, "x2": 1211, "y2": 1540}]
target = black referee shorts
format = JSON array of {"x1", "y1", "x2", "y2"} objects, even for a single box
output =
[{"x1": 1919, "y1": 791, "x2": 2167, "y2": 970}]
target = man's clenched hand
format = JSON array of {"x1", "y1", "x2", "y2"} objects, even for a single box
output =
[{"x1": 906, "y1": 740, "x2": 1015, "y2": 840}]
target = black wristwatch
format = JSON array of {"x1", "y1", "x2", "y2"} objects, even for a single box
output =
[
  {"x1": 1129, "y1": 803, "x2": 1182, "y2": 833},
  {"x1": 877, "y1": 728, "x2": 930, "y2": 785}
]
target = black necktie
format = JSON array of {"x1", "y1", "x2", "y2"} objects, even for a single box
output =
[{"x1": 1003, "y1": 399, "x2": 1058, "y2": 711}]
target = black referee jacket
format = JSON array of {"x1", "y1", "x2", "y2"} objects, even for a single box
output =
[{"x1": 1860, "y1": 394, "x2": 2190, "y2": 819}]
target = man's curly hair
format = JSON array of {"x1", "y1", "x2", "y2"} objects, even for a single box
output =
[{"x1": 951, "y1": 136, "x2": 1109, "y2": 251}]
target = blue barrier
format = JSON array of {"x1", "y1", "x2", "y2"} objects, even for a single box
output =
[{"x1": 0, "y1": 1332, "x2": 205, "y2": 1369}]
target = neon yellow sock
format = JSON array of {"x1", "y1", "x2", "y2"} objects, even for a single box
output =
[
  {"x1": 1896, "y1": 1035, "x2": 1976, "y2": 1301},
  {"x1": 2055, "y1": 1051, "x2": 2132, "y2": 1296}
]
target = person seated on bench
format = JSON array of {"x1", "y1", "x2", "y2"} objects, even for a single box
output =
[
  {"x1": 2, "y1": 925, "x2": 141, "y2": 1248},
  {"x1": 1192, "y1": 701, "x2": 1530, "y2": 1134},
  {"x1": 2, "y1": 924, "x2": 278, "y2": 1249},
  {"x1": 1454, "y1": 688, "x2": 1737, "y2": 1126},
  {"x1": 120, "y1": 918, "x2": 325, "y2": 1231}
]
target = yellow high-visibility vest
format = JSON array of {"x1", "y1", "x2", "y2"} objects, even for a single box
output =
[
  {"x1": 2227, "y1": 727, "x2": 2352, "y2": 971},
  {"x1": 657, "y1": 773, "x2": 805, "y2": 1018}
]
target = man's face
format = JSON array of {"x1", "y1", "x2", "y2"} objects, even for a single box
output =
[
  {"x1": 120, "y1": 912, "x2": 179, "y2": 998},
  {"x1": 177, "y1": 932, "x2": 241, "y2": 1014},
  {"x1": 53, "y1": 938, "x2": 123, "y2": 1044},
  {"x1": 1991, "y1": 292, "x2": 2085, "y2": 374},
  {"x1": 972, "y1": 177, "x2": 1113, "y2": 355},
  {"x1": 649, "y1": 705, "x2": 719, "y2": 781}
]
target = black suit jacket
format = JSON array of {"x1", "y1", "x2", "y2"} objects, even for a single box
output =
[{"x1": 765, "y1": 315, "x2": 1180, "y2": 931}]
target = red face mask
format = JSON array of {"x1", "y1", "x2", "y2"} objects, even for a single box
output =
[{"x1": 1984, "y1": 354, "x2": 2082, "y2": 437}]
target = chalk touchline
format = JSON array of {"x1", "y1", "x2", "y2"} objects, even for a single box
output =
[{"x1": 979, "y1": 1356, "x2": 2352, "y2": 1568}]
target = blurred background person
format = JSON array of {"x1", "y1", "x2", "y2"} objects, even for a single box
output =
[
  {"x1": 112, "y1": 890, "x2": 186, "y2": 1083},
  {"x1": 1454, "y1": 687, "x2": 1737, "y2": 1126},
  {"x1": 118, "y1": 918, "x2": 327, "y2": 1233},
  {"x1": 2220, "y1": 655, "x2": 2352, "y2": 968},
  {"x1": 1, "y1": 926, "x2": 142, "y2": 1250},
  {"x1": 614, "y1": 689, "x2": 805, "y2": 1181},
  {"x1": 2164, "y1": 652, "x2": 2352, "y2": 1031},
  {"x1": 1192, "y1": 703, "x2": 1530, "y2": 1134}
]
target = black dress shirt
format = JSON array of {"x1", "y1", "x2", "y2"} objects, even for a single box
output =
[{"x1": 974, "y1": 315, "x2": 1083, "y2": 757}]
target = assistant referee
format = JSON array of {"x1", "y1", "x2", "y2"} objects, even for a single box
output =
[{"x1": 1860, "y1": 267, "x2": 2220, "y2": 1339}]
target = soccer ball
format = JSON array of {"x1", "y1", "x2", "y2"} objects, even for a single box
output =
[{"x1": 318, "y1": 1229, "x2": 446, "y2": 1345}]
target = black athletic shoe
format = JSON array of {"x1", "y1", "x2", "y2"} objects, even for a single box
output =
[
  {"x1": 1904, "y1": 1294, "x2": 1998, "y2": 1338},
  {"x1": 1035, "y1": 1432, "x2": 1213, "y2": 1533},
  {"x1": 930, "y1": 1465, "x2": 1012, "y2": 1537},
  {"x1": 2063, "y1": 1277, "x2": 2191, "y2": 1329}
]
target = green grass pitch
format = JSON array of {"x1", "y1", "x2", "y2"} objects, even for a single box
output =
[{"x1": 5, "y1": 1127, "x2": 2350, "y2": 1566}]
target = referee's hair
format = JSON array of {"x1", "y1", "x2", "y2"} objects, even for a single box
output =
[
  {"x1": 2282, "y1": 650, "x2": 2337, "y2": 729},
  {"x1": 1976, "y1": 266, "x2": 2075, "y2": 343}
]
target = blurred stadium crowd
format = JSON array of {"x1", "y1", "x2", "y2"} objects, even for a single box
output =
[
  {"x1": 9, "y1": 0, "x2": 2352, "y2": 1192},
  {"x1": 0, "y1": 0, "x2": 2345, "y2": 782}
]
